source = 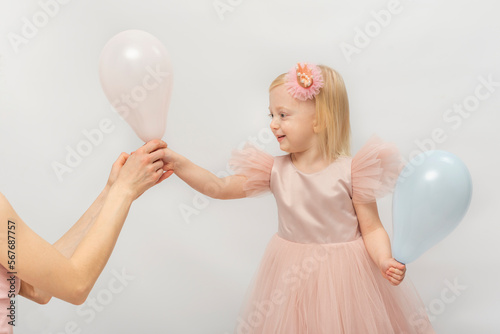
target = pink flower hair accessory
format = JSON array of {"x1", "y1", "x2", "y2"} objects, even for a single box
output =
[{"x1": 284, "y1": 62, "x2": 324, "y2": 101}]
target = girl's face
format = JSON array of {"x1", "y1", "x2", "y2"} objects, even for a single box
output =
[{"x1": 268, "y1": 85, "x2": 318, "y2": 153}]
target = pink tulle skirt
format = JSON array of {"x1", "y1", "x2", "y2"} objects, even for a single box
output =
[{"x1": 234, "y1": 234, "x2": 435, "y2": 334}]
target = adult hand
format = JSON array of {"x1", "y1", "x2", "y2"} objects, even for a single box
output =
[
  {"x1": 113, "y1": 139, "x2": 172, "y2": 200},
  {"x1": 106, "y1": 152, "x2": 130, "y2": 188}
]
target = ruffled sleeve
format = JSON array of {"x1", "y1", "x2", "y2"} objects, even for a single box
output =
[
  {"x1": 228, "y1": 142, "x2": 274, "y2": 198},
  {"x1": 351, "y1": 134, "x2": 405, "y2": 204}
]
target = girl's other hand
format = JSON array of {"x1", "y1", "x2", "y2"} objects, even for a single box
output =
[{"x1": 380, "y1": 258, "x2": 406, "y2": 286}]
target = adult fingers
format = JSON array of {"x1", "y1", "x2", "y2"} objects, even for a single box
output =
[
  {"x1": 152, "y1": 159, "x2": 164, "y2": 171},
  {"x1": 139, "y1": 139, "x2": 167, "y2": 154},
  {"x1": 155, "y1": 170, "x2": 174, "y2": 185},
  {"x1": 114, "y1": 152, "x2": 130, "y2": 166},
  {"x1": 149, "y1": 147, "x2": 166, "y2": 163}
]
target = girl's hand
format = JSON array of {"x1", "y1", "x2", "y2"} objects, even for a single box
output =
[
  {"x1": 380, "y1": 258, "x2": 406, "y2": 286},
  {"x1": 161, "y1": 147, "x2": 183, "y2": 173},
  {"x1": 113, "y1": 139, "x2": 170, "y2": 200}
]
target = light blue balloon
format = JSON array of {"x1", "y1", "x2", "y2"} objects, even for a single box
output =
[{"x1": 392, "y1": 150, "x2": 472, "y2": 264}]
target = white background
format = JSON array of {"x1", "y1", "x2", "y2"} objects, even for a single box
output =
[{"x1": 0, "y1": 0, "x2": 498, "y2": 333}]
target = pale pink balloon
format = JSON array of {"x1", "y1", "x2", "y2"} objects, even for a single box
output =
[{"x1": 99, "y1": 30, "x2": 173, "y2": 142}]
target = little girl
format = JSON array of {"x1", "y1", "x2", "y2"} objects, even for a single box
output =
[{"x1": 162, "y1": 63, "x2": 435, "y2": 333}]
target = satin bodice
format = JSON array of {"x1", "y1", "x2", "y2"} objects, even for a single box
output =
[
  {"x1": 228, "y1": 134, "x2": 402, "y2": 245},
  {"x1": 270, "y1": 154, "x2": 361, "y2": 244}
]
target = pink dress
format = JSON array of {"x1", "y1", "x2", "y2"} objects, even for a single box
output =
[
  {"x1": 228, "y1": 134, "x2": 435, "y2": 334},
  {"x1": 0, "y1": 264, "x2": 20, "y2": 334}
]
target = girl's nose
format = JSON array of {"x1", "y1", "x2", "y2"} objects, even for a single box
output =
[{"x1": 270, "y1": 117, "x2": 279, "y2": 129}]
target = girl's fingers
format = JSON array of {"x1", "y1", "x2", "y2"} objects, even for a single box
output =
[
  {"x1": 388, "y1": 271, "x2": 405, "y2": 278},
  {"x1": 389, "y1": 273, "x2": 403, "y2": 281},
  {"x1": 388, "y1": 274, "x2": 403, "y2": 285},
  {"x1": 386, "y1": 269, "x2": 404, "y2": 281},
  {"x1": 389, "y1": 267, "x2": 404, "y2": 276}
]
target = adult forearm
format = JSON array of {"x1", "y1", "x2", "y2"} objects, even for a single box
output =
[
  {"x1": 69, "y1": 185, "x2": 133, "y2": 301},
  {"x1": 362, "y1": 226, "x2": 393, "y2": 268},
  {"x1": 53, "y1": 186, "x2": 110, "y2": 258},
  {"x1": 24, "y1": 186, "x2": 110, "y2": 303}
]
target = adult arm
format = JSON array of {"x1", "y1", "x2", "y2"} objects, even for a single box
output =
[
  {"x1": 1, "y1": 140, "x2": 170, "y2": 305},
  {"x1": 19, "y1": 184, "x2": 111, "y2": 304}
]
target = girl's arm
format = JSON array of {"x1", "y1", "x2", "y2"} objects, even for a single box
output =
[
  {"x1": 1, "y1": 140, "x2": 169, "y2": 305},
  {"x1": 354, "y1": 201, "x2": 406, "y2": 286},
  {"x1": 19, "y1": 154, "x2": 127, "y2": 304},
  {"x1": 163, "y1": 148, "x2": 247, "y2": 200}
]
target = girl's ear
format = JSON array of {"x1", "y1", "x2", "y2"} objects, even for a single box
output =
[{"x1": 312, "y1": 118, "x2": 320, "y2": 133}]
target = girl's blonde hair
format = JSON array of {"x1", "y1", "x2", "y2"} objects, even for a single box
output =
[{"x1": 269, "y1": 65, "x2": 351, "y2": 162}]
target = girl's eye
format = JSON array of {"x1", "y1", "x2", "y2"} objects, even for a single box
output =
[{"x1": 268, "y1": 112, "x2": 286, "y2": 119}]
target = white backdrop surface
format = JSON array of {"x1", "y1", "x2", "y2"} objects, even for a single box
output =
[{"x1": 0, "y1": 0, "x2": 498, "y2": 333}]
